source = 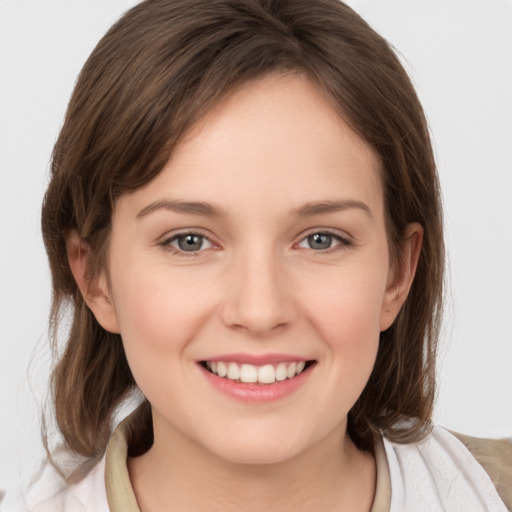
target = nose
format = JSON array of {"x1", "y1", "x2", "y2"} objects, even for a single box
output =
[{"x1": 220, "y1": 246, "x2": 296, "y2": 337}]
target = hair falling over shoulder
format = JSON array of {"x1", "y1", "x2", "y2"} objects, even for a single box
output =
[{"x1": 41, "y1": 0, "x2": 444, "y2": 462}]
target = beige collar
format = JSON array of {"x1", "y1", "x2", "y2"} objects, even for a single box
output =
[{"x1": 105, "y1": 412, "x2": 391, "y2": 512}]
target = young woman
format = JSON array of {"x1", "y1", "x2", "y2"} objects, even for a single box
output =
[{"x1": 2, "y1": 0, "x2": 511, "y2": 510}]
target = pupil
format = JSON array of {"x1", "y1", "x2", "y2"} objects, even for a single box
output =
[
  {"x1": 309, "y1": 233, "x2": 331, "y2": 250},
  {"x1": 178, "y1": 234, "x2": 202, "y2": 251}
]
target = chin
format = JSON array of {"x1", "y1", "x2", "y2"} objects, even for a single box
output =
[
  {"x1": 201, "y1": 427, "x2": 308, "y2": 466},
  {"x1": 214, "y1": 442, "x2": 301, "y2": 466}
]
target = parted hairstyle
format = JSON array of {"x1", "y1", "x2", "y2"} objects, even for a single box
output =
[{"x1": 41, "y1": 0, "x2": 444, "y2": 459}]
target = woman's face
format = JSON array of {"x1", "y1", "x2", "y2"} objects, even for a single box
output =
[{"x1": 102, "y1": 74, "x2": 403, "y2": 464}]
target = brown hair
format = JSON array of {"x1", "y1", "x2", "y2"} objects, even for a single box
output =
[{"x1": 42, "y1": 0, "x2": 443, "y2": 458}]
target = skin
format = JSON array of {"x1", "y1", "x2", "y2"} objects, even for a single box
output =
[{"x1": 68, "y1": 73, "x2": 422, "y2": 511}]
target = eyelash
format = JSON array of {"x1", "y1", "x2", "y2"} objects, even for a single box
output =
[
  {"x1": 297, "y1": 229, "x2": 352, "y2": 254},
  {"x1": 159, "y1": 231, "x2": 215, "y2": 257},
  {"x1": 159, "y1": 229, "x2": 352, "y2": 257}
]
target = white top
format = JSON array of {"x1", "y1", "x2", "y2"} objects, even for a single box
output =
[
  {"x1": 1, "y1": 426, "x2": 508, "y2": 512},
  {"x1": 1, "y1": 458, "x2": 108, "y2": 512},
  {"x1": 383, "y1": 427, "x2": 507, "y2": 511}
]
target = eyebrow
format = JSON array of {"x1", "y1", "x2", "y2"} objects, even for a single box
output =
[
  {"x1": 136, "y1": 198, "x2": 373, "y2": 220},
  {"x1": 136, "y1": 200, "x2": 227, "y2": 219},
  {"x1": 292, "y1": 200, "x2": 374, "y2": 220}
]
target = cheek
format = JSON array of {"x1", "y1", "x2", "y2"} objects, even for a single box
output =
[
  {"x1": 108, "y1": 257, "x2": 217, "y2": 379},
  {"x1": 313, "y1": 283, "x2": 381, "y2": 371},
  {"x1": 298, "y1": 262, "x2": 387, "y2": 390},
  {"x1": 112, "y1": 252, "x2": 207, "y2": 331},
  {"x1": 301, "y1": 261, "x2": 388, "y2": 342}
]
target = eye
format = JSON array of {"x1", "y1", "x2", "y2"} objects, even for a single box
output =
[
  {"x1": 164, "y1": 233, "x2": 214, "y2": 253},
  {"x1": 297, "y1": 231, "x2": 349, "y2": 251}
]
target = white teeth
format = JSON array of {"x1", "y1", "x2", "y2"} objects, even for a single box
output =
[
  {"x1": 205, "y1": 360, "x2": 309, "y2": 384},
  {"x1": 240, "y1": 364, "x2": 258, "y2": 383},
  {"x1": 275, "y1": 363, "x2": 287, "y2": 381},
  {"x1": 258, "y1": 364, "x2": 276, "y2": 384},
  {"x1": 227, "y1": 362, "x2": 240, "y2": 380},
  {"x1": 217, "y1": 362, "x2": 227, "y2": 377}
]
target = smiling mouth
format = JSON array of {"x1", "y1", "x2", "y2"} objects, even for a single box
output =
[{"x1": 200, "y1": 360, "x2": 316, "y2": 385}]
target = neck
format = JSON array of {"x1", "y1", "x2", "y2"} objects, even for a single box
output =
[{"x1": 128, "y1": 417, "x2": 376, "y2": 512}]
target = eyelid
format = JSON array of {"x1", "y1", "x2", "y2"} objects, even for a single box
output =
[
  {"x1": 295, "y1": 228, "x2": 353, "y2": 250},
  {"x1": 157, "y1": 227, "x2": 352, "y2": 254},
  {"x1": 158, "y1": 229, "x2": 220, "y2": 255}
]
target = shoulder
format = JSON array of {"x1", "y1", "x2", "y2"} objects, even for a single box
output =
[
  {"x1": 450, "y1": 431, "x2": 512, "y2": 510},
  {"x1": 1, "y1": 455, "x2": 109, "y2": 512},
  {"x1": 382, "y1": 425, "x2": 511, "y2": 512}
]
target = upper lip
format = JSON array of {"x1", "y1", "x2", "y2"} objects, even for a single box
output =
[{"x1": 199, "y1": 353, "x2": 312, "y2": 365}]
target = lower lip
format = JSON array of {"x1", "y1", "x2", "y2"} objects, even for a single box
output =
[{"x1": 199, "y1": 363, "x2": 314, "y2": 403}]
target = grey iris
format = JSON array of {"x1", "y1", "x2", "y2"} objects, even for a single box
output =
[
  {"x1": 178, "y1": 234, "x2": 203, "y2": 251},
  {"x1": 308, "y1": 233, "x2": 332, "y2": 250}
]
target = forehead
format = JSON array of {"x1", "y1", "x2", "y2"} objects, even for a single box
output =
[{"x1": 118, "y1": 74, "x2": 383, "y2": 221}]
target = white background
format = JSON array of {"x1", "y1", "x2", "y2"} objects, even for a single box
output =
[{"x1": 1, "y1": 0, "x2": 511, "y2": 488}]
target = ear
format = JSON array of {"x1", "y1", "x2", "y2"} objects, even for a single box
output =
[
  {"x1": 379, "y1": 222, "x2": 423, "y2": 331},
  {"x1": 66, "y1": 231, "x2": 120, "y2": 334}
]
